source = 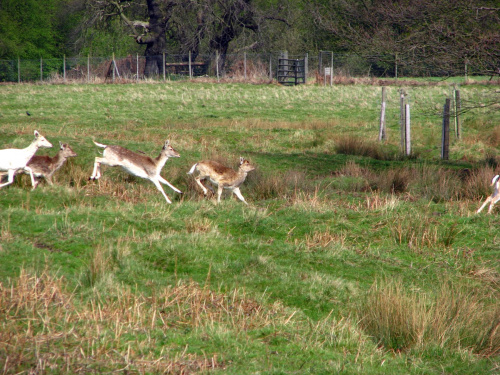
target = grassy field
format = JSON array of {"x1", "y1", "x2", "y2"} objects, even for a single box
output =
[{"x1": 0, "y1": 79, "x2": 499, "y2": 374}]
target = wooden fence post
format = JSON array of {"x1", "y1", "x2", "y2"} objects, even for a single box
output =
[
  {"x1": 455, "y1": 88, "x2": 461, "y2": 139},
  {"x1": 405, "y1": 103, "x2": 411, "y2": 155},
  {"x1": 378, "y1": 87, "x2": 387, "y2": 141},
  {"x1": 63, "y1": 55, "x2": 66, "y2": 82},
  {"x1": 442, "y1": 98, "x2": 451, "y2": 160},
  {"x1": 399, "y1": 89, "x2": 406, "y2": 152},
  {"x1": 18, "y1": 56, "x2": 20, "y2": 83},
  {"x1": 40, "y1": 57, "x2": 43, "y2": 82},
  {"x1": 87, "y1": 54, "x2": 90, "y2": 82}
]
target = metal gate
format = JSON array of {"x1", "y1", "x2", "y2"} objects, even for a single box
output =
[{"x1": 277, "y1": 58, "x2": 306, "y2": 85}]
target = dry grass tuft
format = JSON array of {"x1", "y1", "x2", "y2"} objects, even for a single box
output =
[
  {"x1": 0, "y1": 269, "x2": 294, "y2": 373},
  {"x1": 359, "y1": 279, "x2": 500, "y2": 356},
  {"x1": 334, "y1": 135, "x2": 396, "y2": 161}
]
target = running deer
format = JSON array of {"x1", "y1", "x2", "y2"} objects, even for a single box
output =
[
  {"x1": 89, "y1": 140, "x2": 182, "y2": 203},
  {"x1": 2, "y1": 142, "x2": 78, "y2": 189},
  {"x1": 187, "y1": 157, "x2": 255, "y2": 204},
  {"x1": 477, "y1": 175, "x2": 500, "y2": 214},
  {"x1": 0, "y1": 130, "x2": 53, "y2": 190}
]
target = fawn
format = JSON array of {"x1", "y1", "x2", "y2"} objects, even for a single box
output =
[{"x1": 187, "y1": 157, "x2": 255, "y2": 204}]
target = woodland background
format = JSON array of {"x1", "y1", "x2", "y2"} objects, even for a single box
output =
[{"x1": 1, "y1": 0, "x2": 499, "y2": 78}]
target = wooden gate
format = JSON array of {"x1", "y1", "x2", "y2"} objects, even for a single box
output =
[{"x1": 277, "y1": 58, "x2": 306, "y2": 85}]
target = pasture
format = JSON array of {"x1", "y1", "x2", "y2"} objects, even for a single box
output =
[{"x1": 0, "y1": 80, "x2": 499, "y2": 374}]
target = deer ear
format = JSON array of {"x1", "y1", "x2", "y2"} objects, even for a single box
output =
[
  {"x1": 34, "y1": 130, "x2": 40, "y2": 138},
  {"x1": 240, "y1": 156, "x2": 244, "y2": 164},
  {"x1": 165, "y1": 140, "x2": 170, "y2": 147},
  {"x1": 59, "y1": 141, "x2": 64, "y2": 149}
]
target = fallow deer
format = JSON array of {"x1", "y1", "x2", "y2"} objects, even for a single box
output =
[
  {"x1": 187, "y1": 157, "x2": 255, "y2": 204},
  {"x1": 477, "y1": 175, "x2": 500, "y2": 214},
  {"x1": 0, "y1": 130, "x2": 53, "y2": 189},
  {"x1": 2, "y1": 142, "x2": 78, "y2": 189},
  {"x1": 89, "y1": 140, "x2": 182, "y2": 203}
]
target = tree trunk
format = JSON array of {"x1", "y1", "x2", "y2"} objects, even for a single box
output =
[{"x1": 135, "y1": 0, "x2": 175, "y2": 77}]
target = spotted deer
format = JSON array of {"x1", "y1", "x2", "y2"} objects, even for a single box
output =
[
  {"x1": 477, "y1": 175, "x2": 500, "y2": 214},
  {"x1": 89, "y1": 140, "x2": 182, "y2": 203},
  {"x1": 187, "y1": 157, "x2": 255, "y2": 204},
  {"x1": 0, "y1": 130, "x2": 53, "y2": 189}
]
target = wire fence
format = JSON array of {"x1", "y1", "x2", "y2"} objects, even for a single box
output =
[{"x1": 0, "y1": 52, "x2": 497, "y2": 84}]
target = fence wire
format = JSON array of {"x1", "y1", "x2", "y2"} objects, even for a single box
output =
[{"x1": 0, "y1": 52, "x2": 497, "y2": 84}]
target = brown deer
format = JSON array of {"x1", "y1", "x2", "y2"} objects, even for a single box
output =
[
  {"x1": 0, "y1": 130, "x2": 53, "y2": 189},
  {"x1": 89, "y1": 140, "x2": 182, "y2": 203},
  {"x1": 187, "y1": 157, "x2": 255, "y2": 204}
]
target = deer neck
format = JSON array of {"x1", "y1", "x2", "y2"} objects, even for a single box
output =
[
  {"x1": 25, "y1": 141, "x2": 42, "y2": 158},
  {"x1": 234, "y1": 169, "x2": 248, "y2": 184},
  {"x1": 154, "y1": 153, "x2": 169, "y2": 170},
  {"x1": 51, "y1": 151, "x2": 67, "y2": 170}
]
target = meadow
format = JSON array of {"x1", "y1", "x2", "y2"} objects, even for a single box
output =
[{"x1": 0, "y1": 78, "x2": 499, "y2": 374}]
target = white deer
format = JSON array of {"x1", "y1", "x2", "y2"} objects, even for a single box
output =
[
  {"x1": 476, "y1": 175, "x2": 500, "y2": 214},
  {"x1": 89, "y1": 139, "x2": 182, "y2": 203},
  {"x1": 0, "y1": 130, "x2": 53, "y2": 189},
  {"x1": 187, "y1": 157, "x2": 255, "y2": 204}
]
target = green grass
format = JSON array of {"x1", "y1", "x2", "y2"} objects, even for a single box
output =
[{"x1": 0, "y1": 80, "x2": 499, "y2": 374}]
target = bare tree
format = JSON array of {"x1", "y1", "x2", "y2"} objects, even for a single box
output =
[
  {"x1": 85, "y1": 0, "x2": 176, "y2": 76},
  {"x1": 308, "y1": 0, "x2": 500, "y2": 77}
]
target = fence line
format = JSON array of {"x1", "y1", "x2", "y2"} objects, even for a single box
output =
[{"x1": 0, "y1": 52, "x2": 496, "y2": 84}]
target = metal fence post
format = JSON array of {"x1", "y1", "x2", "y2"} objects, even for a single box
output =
[
  {"x1": 216, "y1": 51, "x2": 220, "y2": 82},
  {"x1": 244, "y1": 52, "x2": 247, "y2": 80},
  {"x1": 189, "y1": 51, "x2": 192, "y2": 79},
  {"x1": 269, "y1": 54, "x2": 272, "y2": 80},
  {"x1": 18, "y1": 56, "x2": 20, "y2": 83},
  {"x1": 40, "y1": 57, "x2": 43, "y2": 82},
  {"x1": 163, "y1": 52, "x2": 166, "y2": 81},
  {"x1": 63, "y1": 55, "x2": 66, "y2": 82},
  {"x1": 87, "y1": 54, "x2": 90, "y2": 82},
  {"x1": 455, "y1": 88, "x2": 461, "y2": 139}
]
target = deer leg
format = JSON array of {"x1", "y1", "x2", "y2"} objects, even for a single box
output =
[
  {"x1": 24, "y1": 166, "x2": 37, "y2": 190},
  {"x1": 0, "y1": 169, "x2": 15, "y2": 189},
  {"x1": 195, "y1": 177, "x2": 210, "y2": 196},
  {"x1": 158, "y1": 175, "x2": 182, "y2": 194},
  {"x1": 487, "y1": 196, "x2": 500, "y2": 214},
  {"x1": 45, "y1": 175, "x2": 53, "y2": 186},
  {"x1": 232, "y1": 187, "x2": 248, "y2": 205},
  {"x1": 217, "y1": 185, "x2": 223, "y2": 204},
  {"x1": 151, "y1": 178, "x2": 172, "y2": 203},
  {"x1": 90, "y1": 157, "x2": 105, "y2": 180},
  {"x1": 477, "y1": 196, "x2": 492, "y2": 213}
]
